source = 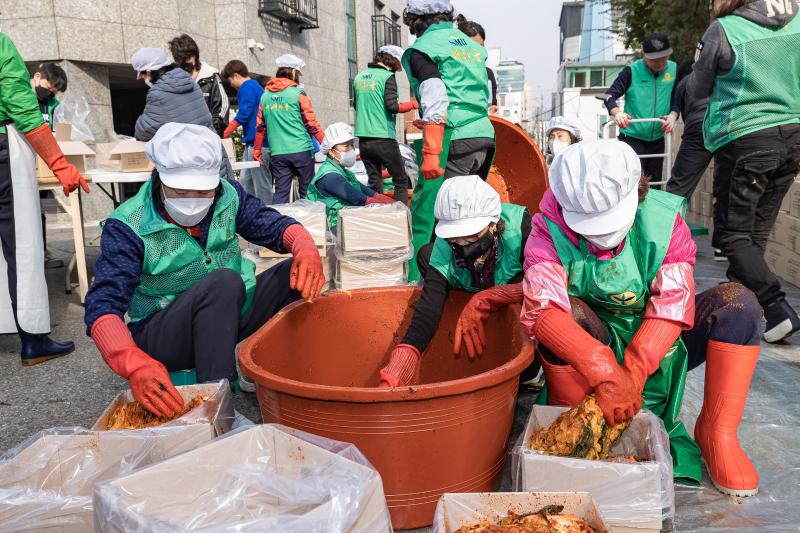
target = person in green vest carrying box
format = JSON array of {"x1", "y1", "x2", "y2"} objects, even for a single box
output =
[
  {"x1": 603, "y1": 33, "x2": 677, "y2": 184},
  {"x1": 354, "y1": 45, "x2": 419, "y2": 205},
  {"x1": 253, "y1": 54, "x2": 324, "y2": 205},
  {"x1": 401, "y1": 0, "x2": 495, "y2": 280},
  {"x1": 687, "y1": 0, "x2": 800, "y2": 343},
  {"x1": 378, "y1": 175, "x2": 531, "y2": 387},
  {"x1": 85, "y1": 123, "x2": 325, "y2": 418},
  {"x1": 307, "y1": 123, "x2": 395, "y2": 228},
  {"x1": 520, "y1": 139, "x2": 764, "y2": 496}
]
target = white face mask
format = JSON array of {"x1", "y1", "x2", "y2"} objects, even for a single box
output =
[
  {"x1": 162, "y1": 188, "x2": 214, "y2": 227},
  {"x1": 336, "y1": 148, "x2": 357, "y2": 168},
  {"x1": 549, "y1": 140, "x2": 569, "y2": 157},
  {"x1": 584, "y1": 219, "x2": 634, "y2": 250}
]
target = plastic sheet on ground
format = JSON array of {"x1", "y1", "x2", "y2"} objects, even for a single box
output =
[
  {"x1": 672, "y1": 352, "x2": 800, "y2": 532},
  {"x1": 511, "y1": 406, "x2": 673, "y2": 530},
  {"x1": 93, "y1": 424, "x2": 393, "y2": 532},
  {"x1": 0, "y1": 424, "x2": 214, "y2": 532}
]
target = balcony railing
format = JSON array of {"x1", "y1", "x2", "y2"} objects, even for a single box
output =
[
  {"x1": 372, "y1": 15, "x2": 402, "y2": 54},
  {"x1": 259, "y1": 0, "x2": 319, "y2": 32}
]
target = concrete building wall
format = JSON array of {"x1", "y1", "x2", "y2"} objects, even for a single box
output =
[{"x1": 1, "y1": 0, "x2": 408, "y2": 140}]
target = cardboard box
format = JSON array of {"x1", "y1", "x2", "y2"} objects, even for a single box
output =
[
  {"x1": 689, "y1": 192, "x2": 700, "y2": 214},
  {"x1": 36, "y1": 140, "x2": 95, "y2": 179},
  {"x1": 55, "y1": 122, "x2": 72, "y2": 141},
  {"x1": 0, "y1": 425, "x2": 213, "y2": 532},
  {"x1": 765, "y1": 242, "x2": 789, "y2": 276},
  {"x1": 258, "y1": 200, "x2": 328, "y2": 258},
  {"x1": 432, "y1": 492, "x2": 610, "y2": 533},
  {"x1": 336, "y1": 258, "x2": 407, "y2": 290},
  {"x1": 221, "y1": 138, "x2": 236, "y2": 161},
  {"x1": 338, "y1": 205, "x2": 411, "y2": 255},
  {"x1": 109, "y1": 140, "x2": 154, "y2": 172},
  {"x1": 93, "y1": 425, "x2": 392, "y2": 532},
  {"x1": 783, "y1": 251, "x2": 800, "y2": 287},
  {"x1": 92, "y1": 380, "x2": 234, "y2": 436},
  {"x1": 699, "y1": 192, "x2": 713, "y2": 219},
  {"x1": 515, "y1": 405, "x2": 671, "y2": 532},
  {"x1": 254, "y1": 253, "x2": 334, "y2": 291}
]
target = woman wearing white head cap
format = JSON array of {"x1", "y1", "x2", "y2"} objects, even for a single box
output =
[
  {"x1": 379, "y1": 175, "x2": 532, "y2": 387},
  {"x1": 307, "y1": 123, "x2": 394, "y2": 227},
  {"x1": 545, "y1": 116, "x2": 582, "y2": 163},
  {"x1": 520, "y1": 139, "x2": 763, "y2": 495},
  {"x1": 252, "y1": 54, "x2": 324, "y2": 204},
  {"x1": 85, "y1": 123, "x2": 324, "y2": 418},
  {"x1": 353, "y1": 45, "x2": 419, "y2": 204}
]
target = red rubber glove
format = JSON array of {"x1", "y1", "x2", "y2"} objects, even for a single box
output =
[
  {"x1": 379, "y1": 344, "x2": 421, "y2": 387},
  {"x1": 365, "y1": 193, "x2": 395, "y2": 205},
  {"x1": 283, "y1": 224, "x2": 325, "y2": 301},
  {"x1": 623, "y1": 318, "x2": 682, "y2": 393},
  {"x1": 534, "y1": 309, "x2": 642, "y2": 424},
  {"x1": 25, "y1": 124, "x2": 90, "y2": 196},
  {"x1": 397, "y1": 100, "x2": 419, "y2": 113},
  {"x1": 421, "y1": 122, "x2": 445, "y2": 180},
  {"x1": 660, "y1": 113, "x2": 678, "y2": 134},
  {"x1": 91, "y1": 314, "x2": 184, "y2": 418},
  {"x1": 222, "y1": 119, "x2": 240, "y2": 138},
  {"x1": 314, "y1": 130, "x2": 324, "y2": 144},
  {"x1": 253, "y1": 145, "x2": 262, "y2": 164},
  {"x1": 613, "y1": 112, "x2": 631, "y2": 129},
  {"x1": 454, "y1": 284, "x2": 523, "y2": 359}
]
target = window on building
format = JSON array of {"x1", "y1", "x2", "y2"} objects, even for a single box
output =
[
  {"x1": 572, "y1": 71, "x2": 587, "y2": 88},
  {"x1": 372, "y1": 9, "x2": 401, "y2": 54},
  {"x1": 590, "y1": 68, "x2": 603, "y2": 87},
  {"x1": 346, "y1": 0, "x2": 358, "y2": 107},
  {"x1": 374, "y1": 0, "x2": 384, "y2": 14}
]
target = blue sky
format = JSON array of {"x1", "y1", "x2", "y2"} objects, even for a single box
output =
[{"x1": 452, "y1": 0, "x2": 564, "y2": 98}]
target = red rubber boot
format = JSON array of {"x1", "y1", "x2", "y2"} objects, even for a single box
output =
[{"x1": 694, "y1": 340, "x2": 760, "y2": 496}]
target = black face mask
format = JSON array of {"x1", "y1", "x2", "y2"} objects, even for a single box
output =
[
  {"x1": 35, "y1": 85, "x2": 54, "y2": 102},
  {"x1": 453, "y1": 231, "x2": 497, "y2": 270}
]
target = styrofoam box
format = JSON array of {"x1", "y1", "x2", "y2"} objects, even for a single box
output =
[
  {"x1": 339, "y1": 206, "x2": 411, "y2": 254},
  {"x1": 0, "y1": 425, "x2": 213, "y2": 532},
  {"x1": 433, "y1": 492, "x2": 610, "y2": 533},
  {"x1": 93, "y1": 425, "x2": 392, "y2": 532},
  {"x1": 517, "y1": 405, "x2": 668, "y2": 533},
  {"x1": 336, "y1": 259, "x2": 407, "y2": 290}
]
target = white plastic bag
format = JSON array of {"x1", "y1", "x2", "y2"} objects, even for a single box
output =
[
  {"x1": 93, "y1": 424, "x2": 393, "y2": 532},
  {"x1": 511, "y1": 405, "x2": 674, "y2": 530},
  {"x1": 53, "y1": 92, "x2": 95, "y2": 142}
]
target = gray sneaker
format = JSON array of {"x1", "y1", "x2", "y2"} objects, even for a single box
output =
[{"x1": 238, "y1": 373, "x2": 256, "y2": 393}]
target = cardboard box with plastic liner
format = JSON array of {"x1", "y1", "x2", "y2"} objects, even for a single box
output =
[
  {"x1": 0, "y1": 425, "x2": 213, "y2": 532},
  {"x1": 338, "y1": 203, "x2": 411, "y2": 255},
  {"x1": 93, "y1": 139, "x2": 153, "y2": 173},
  {"x1": 512, "y1": 405, "x2": 674, "y2": 533},
  {"x1": 92, "y1": 380, "x2": 234, "y2": 436},
  {"x1": 432, "y1": 492, "x2": 610, "y2": 533},
  {"x1": 259, "y1": 200, "x2": 328, "y2": 258},
  {"x1": 36, "y1": 123, "x2": 95, "y2": 179},
  {"x1": 92, "y1": 424, "x2": 393, "y2": 532},
  {"x1": 335, "y1": 255, "x2": 408, "y2": 290}
]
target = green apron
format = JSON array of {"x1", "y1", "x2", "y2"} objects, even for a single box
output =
[{"x1": 539, "y1": 190, "x2": 701, "y2": 484}]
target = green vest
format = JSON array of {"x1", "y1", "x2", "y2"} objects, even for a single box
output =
[
  {"x1": 42, "y1": 97, "x2": 59, "y2": 132},
  {"x1": 429, "y1": 203, "x2": 525, "y2": 292},
  {"x1": 703, "y1": 14, "x2": 800, "y2": 153},
  {"x1": 543, "y1": 189, "x2": 701, "y2": 485},
  {"x1": 0, "y1": 34, "x2": 46, "y2": 135},
  {"x1": 108, "y1": 179, "x2": 257, "y2": 323},
  {"x1": 402, "y1": 22, "x2": 494, "y2": 141},
  {"x1": 354, "y1": 66, "x2": 397, "y2": 139},
  {"x1": 306, "y1": 158, "x2": 363, "y2": 227},
  {"x1": 261, "y1": 85, "x2": 312, "y2": 156},
  {"x1": 622, "y1": 59, "x2": 677, "y2": 142}
]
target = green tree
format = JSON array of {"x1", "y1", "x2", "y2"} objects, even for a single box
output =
[{"x1": 611, "y1": 0, "x2": 712, "y2": 63}]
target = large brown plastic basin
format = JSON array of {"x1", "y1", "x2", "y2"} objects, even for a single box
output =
[{"x1": 239, "y1": 287, "x2": 534, "y2": 529}]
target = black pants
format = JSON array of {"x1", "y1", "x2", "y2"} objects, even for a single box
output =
[
  {"x1": 133, "y1": 261, "x2": 301, "y2": 383},
  {"x1": 445, "y1": 138, "x2": 495, "y2": 179},
  {"x1": 619, "y1": 134, "x2": 666, "y2": 184},
  {"x1": 712, "y1": 124, "x2": 800, "y2": 308},
  {"x1": 541, "y1": 283, "x2": 761, "y2": 372},
  {"x1": 359, "y1": 137, "x2": 409, "y2": 203},
  {"x1": 666, "y1": 127, "x2": 713, "y2": 199},
  {"x1": 270, "y1": 151, "x2": 315, "y2": 204}
]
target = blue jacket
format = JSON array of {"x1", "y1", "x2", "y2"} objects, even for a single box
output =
[
  {"x1": 235, "y1": 79, "x2": 264, "y2": 145},
  {"x1": 134, "y1": 68, "x2": 213, "y2": 141},
  {"x1": 84, "y1": 178, "x2": 296, "y2": 334}
]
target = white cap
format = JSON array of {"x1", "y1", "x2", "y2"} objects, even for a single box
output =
[
  {"x1": 378, "y1": 45, "x2": 405, "y2": 62},
  {"x1": 276, "y1": 54, "x2": 306, "y2": 71},
  {"x1": 406, "y1": 0, "x2": 453, "y2": 14},
  {"x1": 321, "y1": 122, "x2": 355, "y2": 153},
  {"x1": 549, "y1": 139, "x2": 641, "y2": 237},
  {"x1": 131, "y1": 48, "x2": 171, "y2": 79},
  {"x1": 145, "y1": 123, "x2": 222, "y2": 191},
  {"x1": 434, "y1": 175, "x2": 501, "y2": 239},
  {"x1": 546, "y1": 116, "x2": 582, "y2": 142}
]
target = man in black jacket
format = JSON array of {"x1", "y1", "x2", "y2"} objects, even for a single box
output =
[{"x1": 169, "y1": 34, "x2": 229, "y2": 136}]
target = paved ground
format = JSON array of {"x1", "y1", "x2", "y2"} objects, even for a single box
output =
[{"x1": 1, "y1": 228, "x2": 798, "y2": 532}]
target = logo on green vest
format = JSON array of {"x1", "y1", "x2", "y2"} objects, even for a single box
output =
[
  {"x1": 610, "y1": 291, "x2": 638, "y2": 306},
  {"x1": 449, "y1": 37, "x2": 469, "y2": 46},
  {"x1": 663, "y1": 72, "x2": 673, "y2": 82},
  {"x1": 270, "y1": 96, "x2": 285, "y2": 103}
]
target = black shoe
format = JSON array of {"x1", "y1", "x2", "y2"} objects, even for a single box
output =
[
  {"x1": 713, "y1": 249, "x2": 727, "y2": 262},
  {"x1": 20, "y1": 333, "x2": 75, "y2": 366},
  {"x1": 45, "y1": 258, "x2": 64, "y2": 269},
  {"x1": 763, "y1": 300, "x2": 800, "y2": 343}
]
